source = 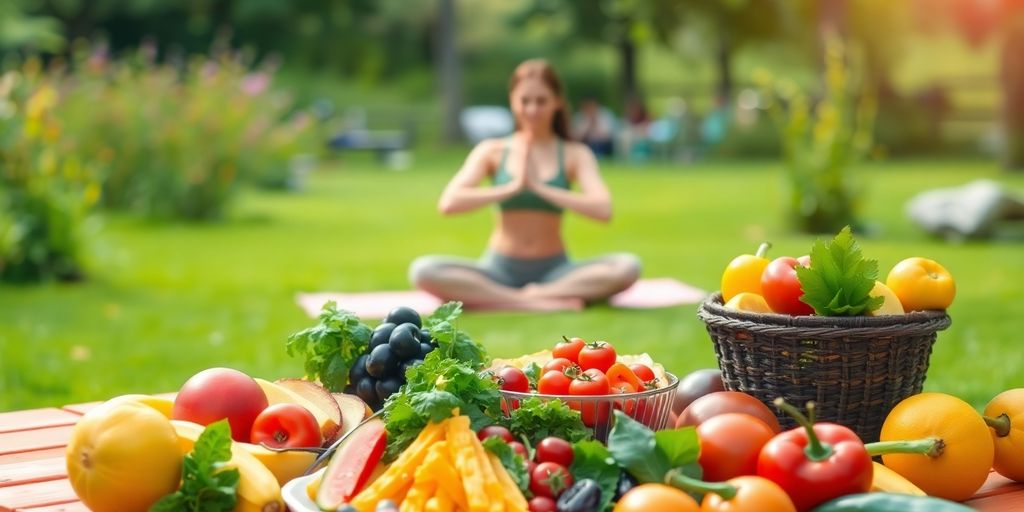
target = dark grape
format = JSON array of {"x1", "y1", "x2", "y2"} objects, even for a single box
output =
[
  {"x1": 370, "y1": 322, "x2": 397, "y2": 350},
  {"x1": 419, "y1": 342, "x2": 435, "y2": 359},
  {"x1": 389, "y1": 323, "x2": 422, "y2": 360},
  {"x1": 384, "y1": 306, "x2": 421, "y2": 329},
  {"x1": 355, "y1": 376, "x2": 378, "y2": 406},
  {"x1": 418, "y1": 328, "x2": 433, "y2": 343},
  {"x1": 375, "y1": 377, "x2": 404, "y2": 402},
  {"x1": 349, "y1": 354, "x2": 370, "y2": 382},
  {"x1": 366, "y1": 344, "x2": 399, "y2": 378}
]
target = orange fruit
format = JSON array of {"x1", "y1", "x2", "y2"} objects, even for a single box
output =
[{"x1": 885, "y1": 257, "x2": 955, "y2": 311}]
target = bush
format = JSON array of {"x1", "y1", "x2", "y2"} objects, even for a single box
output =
[
  {"x1": 56, "y1": 44, "x2": 317, "y2": 221},
  {"x1": 0, "y1": 65, "x2": 99, "y2": 283},
  {"x1": 756, "y1": 37, "x2": 876, "y2": 234}
]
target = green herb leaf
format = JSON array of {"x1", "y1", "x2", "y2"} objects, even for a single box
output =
[
  {"x1": 607, "y1": 411, "x2": 701, "y2": 485},
  {"x1": 483, "y1": 436, "x2": 530, "y2": 494},
  {"x1": 522, "y1": 362, "x2": 542, "y2": 391},
  {"x1": 570, "y1": 440, "x2": 620, "y2": 512},
  {"x1": 654, "y1": 427, "x2": 701, "y2": 469},
  {"x1": 423, "y1": 301, "x2": 489, "y2": 369},
  {"x1": 150, "y1": 420, "x2": 239, "y2": 512},
  {"x1": 796, "y1": 226, "x2": 885, "y2": 316},
  {"x1": 503, "y1": 397, "x2": 592, "y2": 447},
  {"x1": 382, "y1": 351, "x2": 502, "y2": 461},
  {"x1": 285, "y1": 301, "x2": 372, "y2": 391}
]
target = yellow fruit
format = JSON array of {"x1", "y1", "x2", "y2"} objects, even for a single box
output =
[
  {"x1": 239, "y1": 442, "x2": 317, "y2": 486},
  {"x1": 721, "y1": 243, "x2": 772, "y2": 303},
  {"x1": 66, "y1": 401, "x2": 182, "y2": 512},
  {"x1": 724, "y1": 292, "x2": 773, "y2": 313},
  {"x1": 102, "y1": 394, "x2": 174, "y2": 418},
  {"x1": 870, "y1": 461, "x2": 925, "y2": 495},
  {"x1": 886, "y1": 257, "x2": 955, "y2": 311},
  {"x1": 867, "y1": 281, "x2": 905, "y2": 316},
  {"x1": 171, "y1": 420, "x2": 284, "y2": 512}
]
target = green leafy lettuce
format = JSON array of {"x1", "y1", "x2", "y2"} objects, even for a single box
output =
[
  {"x1": 285, "y1": 301, "x2": 371, "y2": 391},
  {"x1": 382, "y1": 351, "x2": 502, "y2": 461},
  {"x1": 151, "y1": 420, "x2": 239, "y2": 512},
  {"x1": 503, "y1": 397, "x2": 591, "y2": 447},
  {"x1": 607, "y1": 410, "x2": 701, "y2": 484},
  {"x1": 796, "y1": 226, "x2": 884, "y2": 316},
  {"x1": 423, "y1": 302, "x2": 489, "y2": 369}
]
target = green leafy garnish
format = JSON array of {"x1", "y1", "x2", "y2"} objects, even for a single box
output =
[
  {"x1": 503, "y1": 397, "x2": 591, "y2": 446},
  {"x1": 607, "y1": 411, "x2": 701, "y2": 484},
  {"x1": 285, "y1": 301, "x2": 372, "y2": 392},
  {"x1": 151, "y1": 420, "x2": 239, "y2": 512},
  {"x1": 423, "y1": 302, "x2": 489, "y2": 369},
  {"x1": 482, "y1": 436, "x2": 530, "y2": 494},
  {"x1": 382, "y1": 351, "x2": 502, "y2": 461},
  {"x1": 570, "y1": 440, "x2": 620, "y2": 512},
  {"x1": 796, "y1": 226, "x2": 885, "y2": 316},
  {"x1": 522, "y1": 362, "x2": 542, "y2": 390}
]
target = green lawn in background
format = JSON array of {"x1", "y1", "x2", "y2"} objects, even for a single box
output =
[{"x1": 2, "y1": 153, "x2": 1022, "y2": 412}]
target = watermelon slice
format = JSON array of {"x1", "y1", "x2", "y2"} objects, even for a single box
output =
[{"x1": 315, "y1": 417, "x2": 387, "y2": 509}]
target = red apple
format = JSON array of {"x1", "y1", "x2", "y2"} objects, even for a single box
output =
[
  {"x1": 761, "y1": 255, "x2": 813, "y2": 315},
  {"x1": 172, "y1": 367, "x2": 268, "y2": 442}
]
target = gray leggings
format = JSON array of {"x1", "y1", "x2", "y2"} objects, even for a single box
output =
[{"x1": 409, "y1": 250, "x2": 587, "y2": 289}]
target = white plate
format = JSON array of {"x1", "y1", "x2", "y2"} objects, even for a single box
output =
[{"x1": 281, "y1": 467, "x2": 324, "y2": 512}]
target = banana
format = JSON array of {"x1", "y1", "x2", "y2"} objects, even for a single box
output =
[
  {"x1": 871, "y1": 460, "x2": 926, "y2": 496},
  {"x1": 239, "y1": 442, "x2": 317, "y2": 486},
  {"x1": 171, "y1": 420, "x2": 285, "y2": 512}
]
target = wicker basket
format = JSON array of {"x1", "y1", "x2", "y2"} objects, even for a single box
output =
[{"x1": 697, "y1": 292, "x2": 951, "y2": 442}]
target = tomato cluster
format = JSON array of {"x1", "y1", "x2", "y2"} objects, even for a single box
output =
[
  {"x1": 494, "y1": 338, "x2": 658, "y2": 427},
  {"x1": 475, "y1": 427, "x2": 575, "y2": 512}
]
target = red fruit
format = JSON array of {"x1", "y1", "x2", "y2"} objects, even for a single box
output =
[
  {"x1": 553, "y1": 336, "x2": 586, "y2": 363},
  {"x1": 537, "y1": 370, "x2": 572, "y2": 395},
  {"x1": 250, "y1": 403, "x2": 322, "y2": 448},
  {"x1": 477, "y1": 425, "x2": 515, "y2": 443},
  {"x1": 496, "y1": 366, "x2": 530, "y2": 393},
  {"x1": 528, "y1": 496, "x2": 557, "y2": 512},
  {"x1": 577, "y1": 341, "x2": 617, "y2": 373},
  {"x1": 628, "y1": 363, "x2": 656, "y2": 383},
  {"x1": 172, "y1": 367, "x2": 268, "y2": 442},
  {"x1": 315, "y1": 417, "x2": 387, "y2": 509},
  {"x1": 535, "y1": 437, "x2": 574, "y2": 467},
  {"x1": 543, "y1": 358, "x2": 575, "y2": 375},
  {"x1": 509, "y1": 441, "x2": 529, "y2": 459},
  {"x1": 761, "y1": 255, "x2": 814, "y2": 315},
  {"x1": 530, "y1": 461, "x2": 573, "y2": 499}
]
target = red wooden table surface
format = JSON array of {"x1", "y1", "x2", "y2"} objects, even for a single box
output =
[{"x1": 2, "y1": 401, "x2": 1023, "y2": 511}]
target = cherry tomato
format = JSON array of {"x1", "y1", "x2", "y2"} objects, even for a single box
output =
[
  {"x1": 628, "y1": 363, "x2": 656, "y2": 383},
  {"x1": 249, "y1": 403, "x2": 322, "y2": 449},
  {"x1": 528, "y1": 496, "x2": 557, "y2": 512},
  {"x1": 537, "y1": 370, "x2": 572, "y2": 395},
  {"x1": 477, "y1": 425, "x2": 515, "y2": 443},
  {"x1": 509, "y1": 441, "x2": 529, "y2": 459},
  {"x1": 606, "y1": 363, "x2": 643, "y2": 391},
  {"x1": 535, "y1": 437, "x2": 574, "y2": 467},
  {"x1": 496, "y1": 366, "x2": 530, "y2": 393},
  {"x1": 553, "y1": 336, "x2": 586, "y2": 363},
  {"x1": 761, "y1": 255, "x2": 813, "y2": 315},
  {"x1": 570, "y1": 369, "x2": 611, "y2": 426},
  {"x1": 578, "y1": 341, "x2": 617, "y2": 373},
  {"x1": 613, "y1": 382, "x2": 637, "y2": 394},
  {"x1": 613, "y1": 484, "x2": 699, "y2": 512},
  {"x1": 697, "y1": 413, "x2": 775, "y2": 481},
  {"x1": 543, "y1": 358, "x2": 575, "y2": 375},
  {"x1": 530, "y1": 461, "x2": 573, "y2": 499}
]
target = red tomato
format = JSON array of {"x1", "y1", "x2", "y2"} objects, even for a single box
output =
[
  {"x1": 172, "y1": 367, "x2": 269, "y2": 442},
  {"x1": 628, "y1": 363, "x2": 656, "y2": 383},
  {"x1": 543, "y1": 358, "x2": 575, "y2": 375},
  {"x1": 528, "y1": 496, "x2": 557, "y2": 512},
  {"x1": 553, "y1": 336, "x2": 586, "y2": 363},
  {"x1": 535, "y1": 437, "x2": 574, "y2": 467},
  {"x1": 250, "y1": 403, "x2": 322, "y2": 448},
  {"x1": 696, "y1": 413, "x2": 775, "y2": 481},
  {"x1": 613, "y1": 382, "x2": 637, "y2": 394},
  {"x1": 496, "y1": 366, "x2": 530, "y2": 393},
  {"x1": 570, "y1": 369, "x2": 611, "y2": 427},
  {"x1": 509, "y1": 441, "x2": 529, "y2": 459},
  {"x1": 578, "y1": 341, "x2": 617, "y2": 373},
  {"x1": 537, "y1": 370, "x2": 572, "y2": 395},
  {"x1": 676, "y1": 391, "x2": 782, "y2": 433},
  {"x1": 530, "y1": 462, "x2": 573, "y2": 499},
  {"x1": 761, "y1": 255, "x2": 813, "y2": 315},
  {"x1": 477, "y1": 425, "x2": 515, "y2": 443}
]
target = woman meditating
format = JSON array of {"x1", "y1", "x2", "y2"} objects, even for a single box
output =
[{"x1": 408, "y1": 59, "x2": 641, "y2": 311}]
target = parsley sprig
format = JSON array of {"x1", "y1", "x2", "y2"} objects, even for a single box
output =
[
  {"x1": 151, "y1": 420, "x2": 239, "y2": 512},
  {"x1": 285, "y1": 301, "x2": 372, "y2": 392},
  {"x1": 795, "y1": 226, "x2": 884, "y2": 316}
]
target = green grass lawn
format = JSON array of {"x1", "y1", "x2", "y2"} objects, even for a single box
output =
[{"x1": 2, "y1": 153, "x2": 1022, "y2": 412}]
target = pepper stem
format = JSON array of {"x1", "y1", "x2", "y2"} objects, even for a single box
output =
[
  {"x1": 773, "y1": 398, "x2": 833, "y2": 462},
  {"x1": 664, "y1": 469, "x2": 737, "y2": 501},
  {"x1": 865, "y1": 438, "x2": 945, "y2": 458},
  {"x1": 755, "y1": 242, "x2": 772, "y2": 259},
  {"x1": 984, "y1": 414, "x2": 1011, "y2": 438}
]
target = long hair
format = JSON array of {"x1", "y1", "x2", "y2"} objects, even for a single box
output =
[{"x1": 508, "y1": 59, "x2": 572, "y2": 140}]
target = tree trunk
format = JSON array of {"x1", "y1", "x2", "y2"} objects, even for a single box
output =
[
  {"x1": 1003, "y1": 17, "x2": 1024, "y2": 171},
  {"x1": 715, "y1": 36, "x2": 733, "y2": 100},
  {"x1": 619, "y1": 33, "x2": 638, "y2": 105},
  {"x1": 435, "y1": 0, "x2": 463, "y2": 144}
]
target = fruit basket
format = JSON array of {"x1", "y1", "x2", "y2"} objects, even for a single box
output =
[
  {"x1": 697, "y1": 292, "x2": 951, "y2": 442},
  {"x1": 498, "y1": 372, "x2": 679, "y2": 442}
]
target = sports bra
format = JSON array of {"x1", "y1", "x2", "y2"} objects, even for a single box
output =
[{"x1": 492, "y1": 139, "x2": 570, "y2": 213}]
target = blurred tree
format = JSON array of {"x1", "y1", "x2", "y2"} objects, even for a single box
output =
[
  {"x1": 436, "y1": 0, "x2": 464, "y2": 143},
  {"x1": 0, "y1": 1, "x2": 64, "y2": 52}
]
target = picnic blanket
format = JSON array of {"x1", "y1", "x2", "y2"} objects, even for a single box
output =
[{"x1": 296, "y1": 277, "x2": 708, "y2": 319}]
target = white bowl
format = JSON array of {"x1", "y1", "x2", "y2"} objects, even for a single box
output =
[{"x1": 281, "y1": 468, "x2": 324, "y2": 512}]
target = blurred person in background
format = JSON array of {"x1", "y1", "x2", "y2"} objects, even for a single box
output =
[
  {"x1": 409, "y1": 59, "x2": 641, "y2": 311},
  {"x1": 573, "y1": 97, "x2": 615, "y2": 158}
]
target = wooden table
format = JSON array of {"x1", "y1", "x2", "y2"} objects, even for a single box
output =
[{"x1": 2, "y1": 401, "x2": 1023, "y2": 511}]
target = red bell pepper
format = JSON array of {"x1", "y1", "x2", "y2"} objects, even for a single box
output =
[{"x1": 756, "y1": 399, "x2": 873, "y2": 511}]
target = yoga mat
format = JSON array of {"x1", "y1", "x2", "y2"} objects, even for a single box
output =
[{"x1": 296, "y1": 277, "x2": 708, "y2": 319}]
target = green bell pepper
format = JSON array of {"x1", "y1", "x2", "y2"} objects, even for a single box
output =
[{"x1": 812, "y1": 493, "x2": 975, "y2": 512}]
